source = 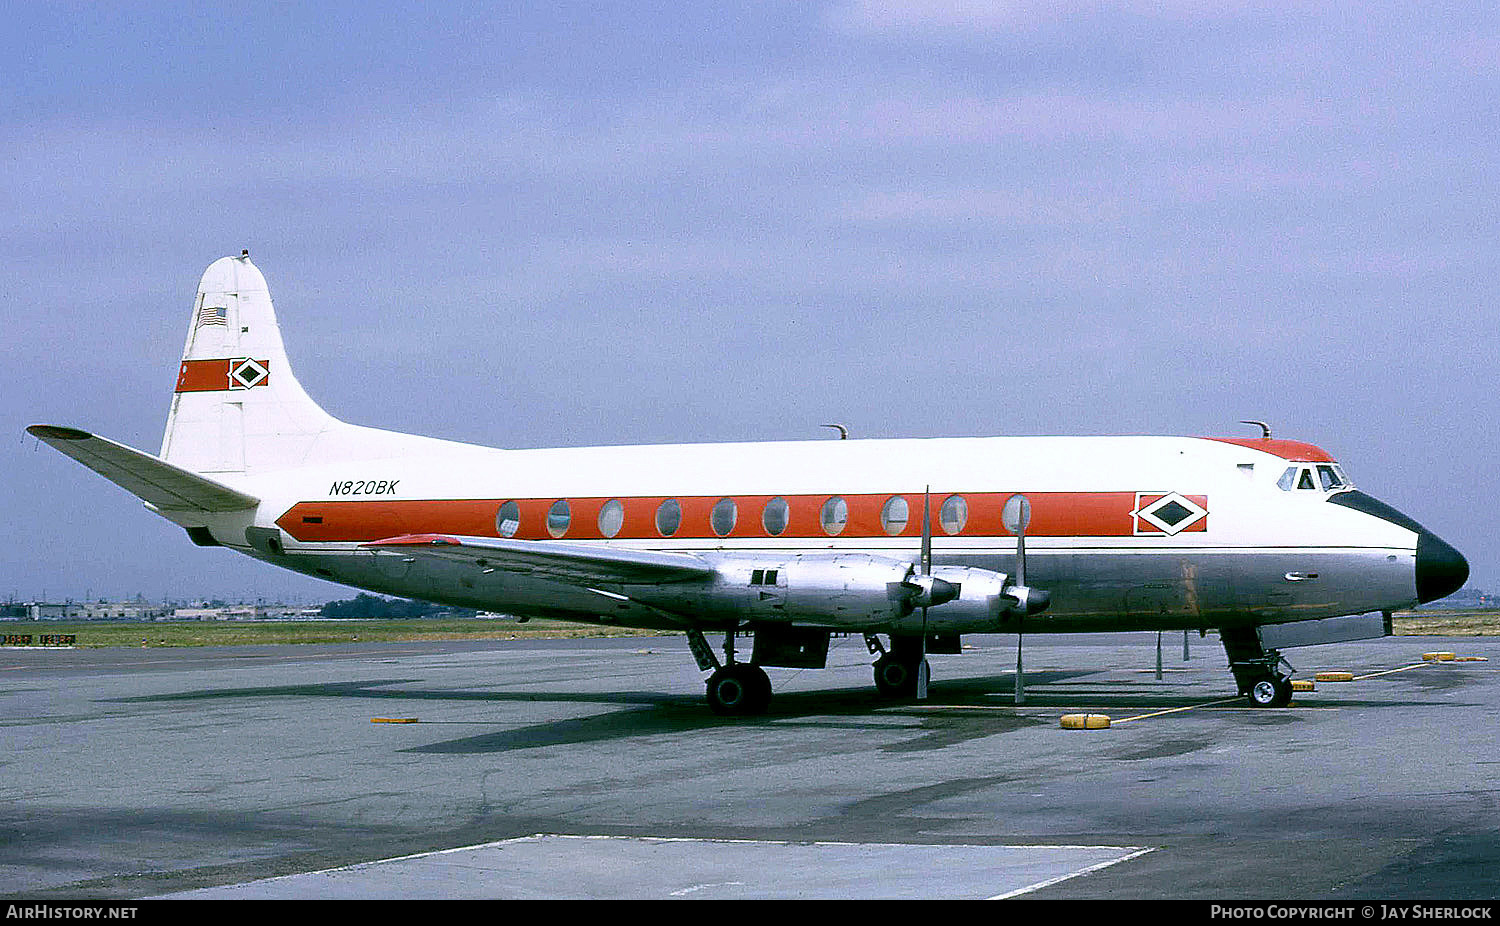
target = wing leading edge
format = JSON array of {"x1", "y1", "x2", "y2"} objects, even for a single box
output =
[{"x1": 361, "y1": 534, "x2": 717, "y2": 586}]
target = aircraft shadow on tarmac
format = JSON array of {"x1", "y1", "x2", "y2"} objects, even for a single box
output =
[{"x1": 99, "y1": 670, "x2": 1463, "y2": 755}]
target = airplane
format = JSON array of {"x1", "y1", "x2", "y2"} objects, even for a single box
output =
[{"x1": 29, "y1": 253, "x2": 1469, "y2": 715}]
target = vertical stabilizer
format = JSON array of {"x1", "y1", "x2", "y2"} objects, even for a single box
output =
[{"x1": 160, "y1": 253, "x2": 340, "y2": 474}]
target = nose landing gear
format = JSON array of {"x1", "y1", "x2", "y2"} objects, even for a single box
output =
[
  {"x1": 1246, "y1": 672, "x2": 1294, "y2": 708},
  {"x1": 1221, "y1": 626, "x2": 1296, "y2": 708}
]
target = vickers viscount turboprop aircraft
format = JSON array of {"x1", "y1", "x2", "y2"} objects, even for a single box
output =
[{"x1": 30, "y1": 254, "x2": 1469, "y2": 714}]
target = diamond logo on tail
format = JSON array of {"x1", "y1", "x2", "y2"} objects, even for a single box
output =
[{"x1": 228, "y1": 358, "x2": 270, "y2": 390}]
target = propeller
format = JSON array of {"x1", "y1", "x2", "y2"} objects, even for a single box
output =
[
  {"x1": 903, "y1": 487, "x2": 957, "y2": 700},
  {"x1": 1001, "y1": 494, "x2": 1050, "y2": 705},
  {"x1": 917, "y1": 487, "x2": 934, "y2": 699}
]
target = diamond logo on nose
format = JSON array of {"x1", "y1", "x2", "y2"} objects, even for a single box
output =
[{"x1": 1134, "y1": 492, "x2": 1208, "y2": 535}]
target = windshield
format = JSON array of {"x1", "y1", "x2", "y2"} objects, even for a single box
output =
[{"x1": 1278, "y1": 463, "x2": 1355, "y2": 493}]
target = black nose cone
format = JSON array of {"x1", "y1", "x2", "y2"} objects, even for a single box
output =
[
  {"x1": 1417, "y1": 530, "x2": 1469, "y2": 604},
  {"x1": 1328, "y1": 491, "x2": 1469, "y2": 604}
]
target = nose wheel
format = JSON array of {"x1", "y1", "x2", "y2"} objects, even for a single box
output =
[{"x1": 1246, "y1": 673, "x2": 1294, "y2": 708}]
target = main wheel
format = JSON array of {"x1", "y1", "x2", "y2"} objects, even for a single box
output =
[
  {"x1": 1247, "y1": 674, "x2": 1293, "y2": 708},
  {"x1": 706, "y1": 664, "x2": 772, "y2": 716},
  {"x1": 873, "y1": 654, "x2": 920, "y2": 698}
]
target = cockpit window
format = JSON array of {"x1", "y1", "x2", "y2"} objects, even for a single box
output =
[
  {"x1": 1317, "y1": 465, "x2": 1345, "y2": 491},
  {"x1": 1279, "y1": 463, "x2": 1355, "y2": 492}
]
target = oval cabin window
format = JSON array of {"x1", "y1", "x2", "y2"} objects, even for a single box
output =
[
  {"x1": 762, "y1": 497, "x2": 790, "y2": 536},
  {"x1": 546, "y1": 499, "x2": 571, "y2": 538},
  {"x1": 710, "y1": 497, "x2": 738, "y2": 537},
  {"x1": 880, "y1": 496, "x2": 909, "y2": 536},
  {"x1": 496, "y1": 500, "x2": 520, "y2": 538},
  {"x1": 656, "y1": 499, "x2": 682, "y2": 537},
  {"x1": 598, "y1": 499, "x2": 624, "y2": 538},
  {"x1": 820, "y1": 496, "x2": 848, "y2": 536},
  {"x1": 939, "y1": 495, "x2": 968, "y2": 535}
]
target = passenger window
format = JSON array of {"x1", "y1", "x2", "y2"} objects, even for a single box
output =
[
  {"x1": 762, "y1": 497, "x2": 790, "y2": 536},
  {"x1": 496, "y1": 500, "x2": 520, "y2": 537},
  {"x1": 711, "y1": 497, "x2": 737, "y2": 537},
  {"x1": 820, "y1": 496, "x2": 848, "y2": 536},
  {"x1": 939, "y1": 495, "x2": 968, "y2": 535},
  {"x1": 547, "y1": 499, "x2": 571, "y2": 537},
  {"x1": 598, "y1": 499, "x2": 624, "y2": 538},
  {"x1": 655, "y1": 499, "x2": 682, "y2": 537},
  {"x1": 880, "y1": 496, "x2": 909, "y2": 535}
]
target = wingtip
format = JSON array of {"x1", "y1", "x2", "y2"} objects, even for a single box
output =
[{"x1": 28, "y1": 425, "x2": 93, "y2": 442}]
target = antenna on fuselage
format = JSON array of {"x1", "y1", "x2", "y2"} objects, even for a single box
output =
[
  {"x1": 821, "y1": 424, "x2": 849, "y2": 440},
  {"x1": 1240, "y1": 420, "x2": 1272, "y2": 439}
]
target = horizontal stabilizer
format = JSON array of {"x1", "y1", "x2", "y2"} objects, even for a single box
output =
[
  {"x1": 362, "y1": 534, "x2": 715, "y2": 585},
  {"x1": 28, "y1": 425, "x2": 259, "y2": 513}
]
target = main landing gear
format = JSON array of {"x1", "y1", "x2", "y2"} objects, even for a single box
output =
[
  {"x1": 867, "y1": 633, "x2": 924, "y2": 698},
  {"x1": 1220, "y1": 626, "x2": 1294, "y2": 708},
  {"x1": 688, "y1": 628, "x2": 772, "y2": 716},
  {"x1": 705, "y1": 663, "x2": 772, "y2": 715}
]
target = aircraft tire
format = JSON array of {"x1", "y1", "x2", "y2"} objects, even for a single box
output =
[
  {"x1": 873, "y1": 654, "x2": 919, "y2": 698},
  {"x1": 706, "y1": 664, "x2": 772, "y2": 716},
  {"x1": 1247, "y1": 674, "x2": 1293, "y2": 708}
]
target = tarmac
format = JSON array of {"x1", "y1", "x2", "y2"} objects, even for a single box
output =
[{"x1": 1, "y1": 631, "x2": 1496, "y2": 899}]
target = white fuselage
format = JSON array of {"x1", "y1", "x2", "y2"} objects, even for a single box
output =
[{"x1": 190, "y1": 433, "x2": 1422, "y2": 634}]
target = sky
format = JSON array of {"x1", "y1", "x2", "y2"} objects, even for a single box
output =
[{"x1": 2, "y1": 1, "x2": 1496, "y2": 604}]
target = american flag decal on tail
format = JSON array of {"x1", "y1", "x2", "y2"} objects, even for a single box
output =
[{"x1": 196, "y1": 304, "x2": 228, "y2": 327}]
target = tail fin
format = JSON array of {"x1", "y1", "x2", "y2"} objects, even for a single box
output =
[{"x1": 160, "y1": 252, "x2": 341, "y2": 474}]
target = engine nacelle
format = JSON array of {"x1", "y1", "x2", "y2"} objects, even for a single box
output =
[
  {"x1": 635, "y1": 552, "x2": 1021, "y2": 633},
  {"x1": 890, "y1": 565, "x2": 1014, "y2": 634},
  {"x1": 779, "y1": 553, "x2": 918, "y2": 625}
]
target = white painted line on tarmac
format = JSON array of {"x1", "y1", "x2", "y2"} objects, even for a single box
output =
[
  {"x1": 156, "y1": 834, "x2": 1159, "y2": 900},
  {"x1": 988, "y1": 846, "x2": 1159, "y2": 899}
]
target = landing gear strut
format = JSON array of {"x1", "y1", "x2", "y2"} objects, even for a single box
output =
[{"x1": 1221, "y1": 626, "x2": 1294, "y2": 708}]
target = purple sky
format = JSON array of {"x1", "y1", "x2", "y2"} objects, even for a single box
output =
[{"x1": 4, "y1": 2, "x2": 1496, "y2": 603}]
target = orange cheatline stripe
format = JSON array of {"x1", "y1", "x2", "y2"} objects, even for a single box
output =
[{"x1": 276, "y1": 490, "x2": 1209, "y2": 544}]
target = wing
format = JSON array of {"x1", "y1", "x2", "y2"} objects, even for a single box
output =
[
  {"x1": 361, "y1": 533, "x2": 716, "y2": 586},
  {"x1": 28, "y1": 425, "x2": 259, "y2": 512}
]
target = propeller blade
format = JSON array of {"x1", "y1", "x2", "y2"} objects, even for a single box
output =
[
  {"x1": 920, "y1": 486, "x2": 932, "y2": 577},
  {"x1": 917, "y1": 609, "x2": 930, "y2": 701},
  {"x1": 1002, "y1": 494, "x2": 1034, "y2": 706},
  {"x1": 1015, "y1": 614, "x2": 1025, "y2": 705},
  {"x1": 917, "y1": 486, "x2": 931, "y2": 700}
]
